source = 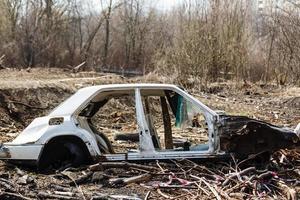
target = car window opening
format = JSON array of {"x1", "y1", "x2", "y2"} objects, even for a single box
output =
[
  {"x1": 141, "y1": 90, "x2": 209, "y2": 152},
  {"x1": 93, "y1": 95, "x2": 138, "y2": 153},
  {"x1": 77, "y1": 90, "x2": 138, "y2": 154}
]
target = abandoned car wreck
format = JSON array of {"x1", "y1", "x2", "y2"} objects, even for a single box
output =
[{"x1": 0, "y1": 84, "x2": 299, "y2": 170}]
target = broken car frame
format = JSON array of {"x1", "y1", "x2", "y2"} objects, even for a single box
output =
[{"x1": 0, "y1": 84, "x2": 299, "y2": 169}]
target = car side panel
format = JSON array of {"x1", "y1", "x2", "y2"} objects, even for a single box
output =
[{"x1": 0, "y1": 145, "x2": 43, "y2": 160}]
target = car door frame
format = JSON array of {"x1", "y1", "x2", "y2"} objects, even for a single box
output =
[
  {"x1": 136, "y1": 87, "x2": 221, "y2": 156},
  {"x1": 73, "y1": 85, "x2": 223, "y2": 161},
  {"x1": 101, "y1": 87, "x2": 224, "y2": 161}
]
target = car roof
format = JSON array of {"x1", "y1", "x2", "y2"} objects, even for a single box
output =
[
  {"x1": 49, "y1": 83, "x2": 180, "y2": 116},
  {"x1": 78, "y1": 83, "x2": 179, "y2": 92}
]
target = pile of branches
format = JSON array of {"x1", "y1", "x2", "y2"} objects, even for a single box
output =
[
  {"x1": 0, "y1": 149, "x2": 299, "y2": 199},
  {"x1": 62, "y1": 150, "x2": 299, "y2": 199}
]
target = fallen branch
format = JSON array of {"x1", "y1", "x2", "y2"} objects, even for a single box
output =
[
  {"x1": 109, "y1": 173, "x2": 151, "y2": 186},
  {"x1": 38, "y1": 192, "x2": 78, "y2": 200},
  {"x1": 51, "y1": 184, "x2": 73, "y2": 192},
  {"x1": 69, "y1": 171, "x2": 93, "y2": 186},
  {"x1": 0, "y1": 55, "x2": 5, "y2": 69},
  {"x1": 157, "y1": 188, "x2": 172, "y2": 199},
  {"x1": 157, "y1": 185, "x2": 198, "y2": 189},
  {"x1": 6, "y1": 100, "x2": 48, "y2": 110},
  {"x1": 277, "y1": 181, "x2": 297, "y2": 200},
  {"x1": 53, "y1": 191, "x2": 75, "y2": 197},
  {"x1": 257, "y1": 171, "x2": 275, "y2": 180},
  {"x1": 61, "y1": 171, "x2": 87, "y2": 200},
  {"x1": 222, "y1": 166, "x2": 257, "y2": 186},
  {"x1": 89, "y1": 162, "x2": 159, "y2": 172},
  {"x1": 190, "y1": 175, "x2": 222, "y2": 200},
  {"x1": 91, "y1": 194, "x2": 142, "y2": 200},
  {"x1": 0, "y1": 179, "x2": 15, "y2": 192},
  {"x1": 72, "y1": 61, "x2": 86, "y2": 73},
  {"x1": 144, "y1": 191, "x2": 151, "y2": 200}
]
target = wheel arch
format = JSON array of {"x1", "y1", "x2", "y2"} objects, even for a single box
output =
[{"x1": 37, "y1": 135, "x2": 94, "y2": 167}]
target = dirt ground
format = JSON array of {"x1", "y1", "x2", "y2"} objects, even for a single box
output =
[{"x1": 0, "y1": 68, "x2": 299, "y2": 199}]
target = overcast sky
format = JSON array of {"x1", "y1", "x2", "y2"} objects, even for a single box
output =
[
  {"x1": 154, "y1": 0, "x2": 182, "y2": 11},
  {"x1": 89, "y1": 0, "x2": 182, "y2": 12}
]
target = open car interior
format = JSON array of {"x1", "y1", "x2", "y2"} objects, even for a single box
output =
[{"x1": 77, "y1": 89, "x2": 210, "y2": 154}]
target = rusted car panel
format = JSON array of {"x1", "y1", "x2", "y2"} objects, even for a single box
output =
[
  {"x1": 0, "y1": 84, "x2": 298, "y2": 169},
  {"x1": 219, "y1": 115, "x2": 299, "y2": 157}
]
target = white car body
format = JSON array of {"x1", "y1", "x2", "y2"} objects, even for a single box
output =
[{"x1": 0, "y1": 83, "x2": 298, "y2": 167}]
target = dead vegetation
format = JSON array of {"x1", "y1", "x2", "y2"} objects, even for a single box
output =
[
  {"x1": 0, "y1": 150, "x2": 299, "y2": 200},
  {"x1": 0, "y1": 0, "x2": 300, "y2": 85}
]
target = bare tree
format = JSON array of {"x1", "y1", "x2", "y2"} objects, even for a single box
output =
[
  {"x1": 102, "y1": 0, "x2": 113, "y2": 68},
  {"x1": 0, "y1": 0, "x2": 298, "y2": 86}
]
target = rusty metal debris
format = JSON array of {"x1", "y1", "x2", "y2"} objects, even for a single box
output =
[{"x1": 219, "y1": 115, "x2": 299, "y2": 157}]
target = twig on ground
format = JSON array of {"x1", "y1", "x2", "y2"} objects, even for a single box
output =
[{"x1": 89, "y1": 161, "x2": 159, "y2": 172}]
